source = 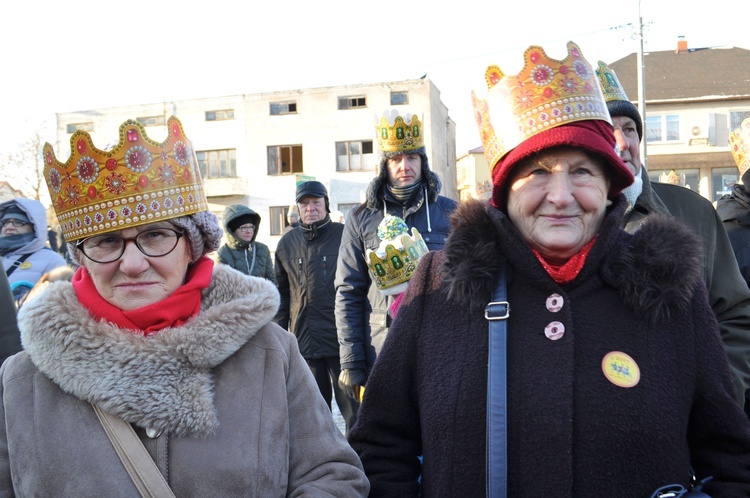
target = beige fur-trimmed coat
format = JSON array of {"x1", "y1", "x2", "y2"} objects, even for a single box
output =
[{"x1": 0, "y1": 264, "x2": 368, "y2": 497}]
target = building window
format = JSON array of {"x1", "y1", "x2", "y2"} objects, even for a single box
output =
[
  {"x1": 196, "y1": 149, "x2": 237, "y2": 178},
  {"x1": 338, "y1": 96, "x2": 366, "y2": 110},
  {"x1": 390, "y1": 91, "x2": 409, "y2": 105},
  {"x1": 645, "y1": 115, "x2": 680, "y2": 143},
  {"x1": 137, "y1": 116, "x2": 165, "y2": 126},
  {"x1": 730, "y1": 111, "x2": 750, "y2": 131},
  {"x1": 711, "y1": 167, "x2": 739, "y2": 201},
  {"x1": 66, "y1": 122, "x2": 95, "y2": 133},
  {"x1": 269, "y1": 206, "x2": 287, "y2": 235},
  {"x1": 336, "y1": 140, "x2": 375, "y2": 171},
  {"x1": 267, "y1": 145, "x2": 303, "y2": 175},
  {"x1": 270, "y1": 102, "x2": 297, "y2": 115},
  {"x1": 205, "y1": 110, "x2": 235, "y2": 121},
  {"x1": 338, "y1": 203, "x2": 359, "y2": 221}
]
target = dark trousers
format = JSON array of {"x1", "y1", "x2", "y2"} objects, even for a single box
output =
[{"x1": 306, "y1": 356, "x2": 359, "y2": 435}]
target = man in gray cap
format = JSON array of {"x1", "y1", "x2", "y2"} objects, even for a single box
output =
[
  {"x1": 597, "y1": 61, "x2": 750, "y2": 411},
  {"x1": 274, "y1": 181, "x2": 359, "y2": 434}
]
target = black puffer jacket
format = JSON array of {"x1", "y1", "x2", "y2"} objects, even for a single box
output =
[
  {"x1": 218, "y1": 205, "x2": 276, "y2": 284},
  {"x1": 274, "y1": 217, "x2": 344, "y2": 359}
]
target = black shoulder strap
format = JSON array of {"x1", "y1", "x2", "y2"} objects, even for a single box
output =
[{"x1": 5, "y1": 253, "x2": 32, "y2": 278}]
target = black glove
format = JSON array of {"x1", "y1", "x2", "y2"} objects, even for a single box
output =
[{"x1": 338, "y1": 368, "x2": 368, "y2": 401}]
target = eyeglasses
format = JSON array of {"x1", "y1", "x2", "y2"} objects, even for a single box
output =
[
  {"x1": 76, "y1": 227, "x2": 185, "y2": 263},
  {"x1": 237, "y1": 224, "x2": 255, "y2": 232},
  {"x1": 1, "y1": 219, "x2": 29, "y2": 228}
]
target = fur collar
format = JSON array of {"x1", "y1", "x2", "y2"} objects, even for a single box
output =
[
  {"x1": 18, "y1": 264, "x2": 280, "y2": 437},
  {"x1": 442, "y1": 198, "x2": 703, "y2": 323}
]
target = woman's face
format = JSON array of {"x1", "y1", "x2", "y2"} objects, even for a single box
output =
[
  {"x1": 233, "y1": 223, "x2": 255, "y2": 242},
  {"x1": 79, "y1": 222, "x2": 193, "y2": 310},
  {"x1": 506, "y1": 147, "x2": 611, "y2": 265}
]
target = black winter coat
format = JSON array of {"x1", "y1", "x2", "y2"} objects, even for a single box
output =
[
  {"x1": 274, "y1": 218, "x2": 343, "y2": 359},
  {"x1": 717, "y1": 183, "x2": 750, "y2": 289},
  {"x1": 625, "y1": 172, "x2": 750, "y2": 404},
  {"x1": 350, "y1": 197, "x2": 750, "y2": 497}
]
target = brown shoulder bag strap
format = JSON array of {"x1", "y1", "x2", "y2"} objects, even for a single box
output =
[{"x1": 93, "y1": 405, "x2": 176, "y2": 498}]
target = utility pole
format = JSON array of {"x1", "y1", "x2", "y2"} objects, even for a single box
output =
[{"x1": 636, "y1": 0, "x2": 647, "y2": 168}]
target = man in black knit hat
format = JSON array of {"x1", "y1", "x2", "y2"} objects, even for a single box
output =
[
  {"x1": 334, "y1": 110, "x2": 457, "y2": 401},
  {"x1": 597, "y1": 61, "x2": 750, "y2": 414}
]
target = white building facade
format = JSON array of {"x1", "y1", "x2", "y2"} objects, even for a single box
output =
[{"x1": 52, "y1": 78, "x2": 457, "y2": 252}]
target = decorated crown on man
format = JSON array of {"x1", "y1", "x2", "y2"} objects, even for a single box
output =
[
  {"x1": 375, "y1": 110, "x2": 425, "y2": 154},
  {"x1": 730, "y1": 116, "x2": 750, "y2": 181},
  {"x1": 43, "y1": 116, "x2": 208, "y2": 242}
]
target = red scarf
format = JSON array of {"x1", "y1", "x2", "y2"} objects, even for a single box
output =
[
  {"x1": 72, "y1": 256, "x2": 214, "y2": 335},
  {"x1": 533, "y1": 238, "x2": 597, "y2": 284}
]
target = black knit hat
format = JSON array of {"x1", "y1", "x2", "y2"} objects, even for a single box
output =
[
  {"x1": 228, "y1": 214, "x2": 256, "y2": 233},
  {"x1": 607, "y1": 100, "x2": 643, "y2": 142}
]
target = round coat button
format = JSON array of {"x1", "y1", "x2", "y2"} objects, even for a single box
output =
[
  {"x1": 544, "y1": 321, "x2": 565, "y2": 340},
  {"x1": 546, "y1": 293, "x2": 563, "y2": 312}
]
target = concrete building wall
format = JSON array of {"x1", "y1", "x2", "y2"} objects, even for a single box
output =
[{"x1": 53, "y1": 78, "x2": 457, "y2": 252}]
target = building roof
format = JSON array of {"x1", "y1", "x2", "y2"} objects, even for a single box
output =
[{"x1": 608, "y1": 45, "x2": 750, "y2": 102}]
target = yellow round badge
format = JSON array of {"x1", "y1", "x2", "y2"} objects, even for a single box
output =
[
  {"x1": 20, "y1": 262, "x2": 32, "y2": 270},
  {"x1": 601, "y1": 351, "x2": 640, "y2": 388}
]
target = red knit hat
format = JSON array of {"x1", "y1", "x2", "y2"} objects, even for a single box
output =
[{"x1": 490, "y1": 120, "x2": 633, "y2": 209}]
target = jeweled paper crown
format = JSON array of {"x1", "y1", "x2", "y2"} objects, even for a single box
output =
[
  {"x1": 595, "y1": 61, "x2": 630, "y2": 102},
  {"x1": 730, "y1": 117, "x2": 750, "y2": 178},
  {"x1": 43, "y1": 116, "x2": 208, "y2": 242},
  {"x1": 375, "y1": 110, "x2": 424, "y2": 153},
  {"x1": 366, "y1": 215, "x2": 429, "y2": 295},
  {"x1": 471, "y1": 41, "x2": 611, "y2": 170}
]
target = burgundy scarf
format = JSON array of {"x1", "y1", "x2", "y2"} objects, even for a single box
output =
[
  {"x1": 72, "y1": 256, "x2": 214, "y2": 335},
  {"x1": 533, "y1": 238, "x2": 597, "y2": 284}
]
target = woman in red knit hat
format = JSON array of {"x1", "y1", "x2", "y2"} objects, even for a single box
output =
[{"x1": 348, "y1": 41, "x2": 750, "y2": 497}]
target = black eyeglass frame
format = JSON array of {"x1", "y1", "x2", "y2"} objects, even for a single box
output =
[
  {"x1": 75, "y1": 228, "x2": 185, "y2": 263},
  {"x1": 1, "y1": 219, "x2": 30, "y2": 228}
]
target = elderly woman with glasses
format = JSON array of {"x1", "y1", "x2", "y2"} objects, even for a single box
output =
[{"x1": 0, "y1": 117, "x2": 368, "y2": 496}]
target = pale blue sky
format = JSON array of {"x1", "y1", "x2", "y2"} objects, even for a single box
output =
[{"x1": 1, "y1": 0, "x2": 748, "y2": 157}]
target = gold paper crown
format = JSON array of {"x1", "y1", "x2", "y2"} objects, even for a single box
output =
[
  {"x1": 375, "y1": 110, "x2": 425, "y2": 153},
  {"x1": 43, "y1": 116, "x2": 208, "y2": 242},
  {"x1": 730, "y1": 117, "x2": 750, "y2": 178},
  {"x1": 659, "y1": 170, "x2": 686, "y2": 186},
  {"x1": 366, "y1": 228, "x2": 429, "y2": 295},
  {"x1": 595, "y1": 61, "x2": 630, "y2": 102},
  {"x1": 471, "y1": 41, "x2": 611, "y2": 170}
]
